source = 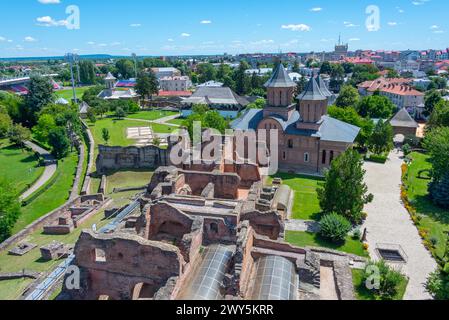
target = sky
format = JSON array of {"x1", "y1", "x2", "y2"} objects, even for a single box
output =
[{"x1": 0, "y1": 0, "x2": 448, "y2": 58}]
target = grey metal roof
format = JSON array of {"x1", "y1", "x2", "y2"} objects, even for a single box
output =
[
  {"x1": 178, "y1": 245, "x2": 233, "y2": 300},
  {"x1": 251, "y1": 255, "x2": 298, "y2": 300},
  {"x1": 104, "y1": 72, "x2": 116, "y2": 80},
  {"x1": 183, "y1": 87, "x2": 249, "y2": 106},
  {"x1": 390, "y1": 108, "x2": 419, "y2": 128},
  {"x1": 316, "y1": 75, "x2": 333, "y2": 97},
  {"x1": 264, "y1": 63, "x2": 297, "y2": 88},
  {"x1": 297, "y1": 77, "x2": 327, "y2": 101},
  {"x1": 231, "y1": 109, "x2": 360, "y2": 143}
]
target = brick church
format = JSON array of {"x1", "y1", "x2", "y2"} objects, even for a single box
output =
[{"x1": 231, "y1": 63, "x2": 360, "y2": 174}]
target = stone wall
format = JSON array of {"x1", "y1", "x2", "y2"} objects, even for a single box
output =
[
  {"x1": 96, "y1": 145, "x2": 169, "y2": 174},
  {"x1": 66, "y1": 230, "x2": 185, "y2": 300},
  {"x1": 80, "y1": 120, "x2": 95, "y2": 195}
]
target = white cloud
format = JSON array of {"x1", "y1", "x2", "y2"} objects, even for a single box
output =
[
  {"x1": 349, "y1": 38, "x2": 360, "y2": 41},
  {"x1": 36, "y1": 16, "x2": 68, "y2": 27},
  {"x1": 24, "y1": 36, "x2": 37, "y2": 42},
  {"x1": 281, "y1": 24, "x2": 311, "y2": 32},
  {"x1": 167, "y1": 38, "x2": 174, "y2": 42},
  {"x1": 181, "y1": 33, "x2": 191, "y2": 37},
  {"x1": 388, "y1": 22, "x2": 398, "y2": 26},
  {"x1": 310, "y1": 7, "x2": 322, "y2": 12},
  {"x1": 200, "y1": 20, "x2": 212, "y2": 24},
  {"x1": 344, "y1": 21, "x2": 359, "y2": 28},
  {"x1": 430, "y1": 25, "x2": 439, "y2": 30},
  {"x1": 0, "y1": 36, "x2": 6, "y2": 42},
  {"x1": 87, "y1": 41, "x2": 95, "y2": 45},
  {"x1": 37, "y1": 0, "x2": 60, "y2": 4},
  {"x1": 130, "y1": 23, "x2": 141, "y2": 27},
  {"x1": 412, "y1": 0, "x2": 430, "y2": 5}
]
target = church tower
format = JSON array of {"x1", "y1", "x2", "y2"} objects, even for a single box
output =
[
  {"x1": 297, "y1": 77, "x2": 328, "y2": 130},
  {"x1": 263, "y1": 63, "x2": 297, "y2": 121}
]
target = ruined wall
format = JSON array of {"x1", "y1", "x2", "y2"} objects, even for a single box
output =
[
  {"x1": 181, "y1": 170, "x2": 241, "y2": 199},
  {"x1": 96, "y1": 145, "x2": 169, "y2": 174},
  {"x1": 68, "y1": 230, "x2": 184, "y2": 300},
  {"x1": 223, "y1": 163, "x2": 261, "y2": 189}
]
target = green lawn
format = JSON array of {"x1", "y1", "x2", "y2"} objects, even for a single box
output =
[
  {"x1": 285, "y1": 231, "x2": 369, "y2": 257},
  {"x1": 0, "y1": 206, "x2": 112, "y2": 300},
  {"x1": 167, "y1": 118, "x2": 185, "y2": 126},
  {"x1": 352, "y1": 269, "x2": 408, "y2": 300},
  {"x1": 0, "y1": 142, "x2": 44, "y2": 195},
  {"x1": 55, "y1": 86, "x2": 93, "y2": 101},
  {"x1": 268, "y1": 172, "x2": 323, "y2": 220},
  {"x1": 127, "y1": 110, "x2": 178, "y2": 121},
  {"x1": 12, "y1": 152, "x2": 78, "y2": 234},
  {"x1": 405, "y1": 152, "x2": 449, "y2": 259}
]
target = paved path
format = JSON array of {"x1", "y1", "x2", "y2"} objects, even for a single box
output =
[
  {"x1": 125, "y1": 114, "x2": 181, "y2": 127},
  {"x1": 362, "y1": 149, "x2": 437, "y2": 300},
  {"x1": 20, "y1": 141, "x2": 57, "y2": 200},
  {"x1": 285, "y1": 219, "x2": 320, "y2": 233}
]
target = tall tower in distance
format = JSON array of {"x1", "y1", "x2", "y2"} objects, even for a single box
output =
[{"x1": 334, "y1": 34, "x2": 349, "y2": 59}]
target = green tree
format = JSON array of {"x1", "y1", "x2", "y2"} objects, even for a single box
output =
[
  {"x1": 102, "y1": 128, "x2": 110, "y2": 145},
  {"x1": 48, "y1": 127, "x2": 70, "y2": 159},
  {"x1": 335, "y1": 85, "x2": 360, "y2": 108},
  {"x1": 197, "y1": 63, "x2": 217, "y2": 83},
  {"x1": 79, "y1": 60, "x2": 97, "y2": 84},
  {"x1": 424, "y1": 90, "x2": 443, "y2": 116},
  {"x1": 115, "y1": 107, "x2": 126, "y2": 119},
  {"x1": 115, "y1": 59, "x2": 135, "y2": 79},
  {"x1": 428, "y1": 100, "x2": 449, "y2": 129},
  {"x1": 135, "y1": 71, "x2": 159, "y2": 102},
  {"x1": 362, "y1": 260, "x2": 405, "y2": 300},
  {"x1": 8, "y1": 124, "x2": 31, "y2": 149},
  {"x1": 247, "y1": 98, "x2": 266, "y2": 109},
  {"x1": 320, "y1": 61, "x2": 332, "y2": 75},
  {"x1": 319, "y1": 213, "x2": 352, "y2": 243},
  {"x1": 368, "y1": 119, "x2": 394, "y2": 155},
  {"x1": 234, "y1": 61, "x2": 250, "y2": 95},
  {"x1": 317, "y1": 149, "x2": 373, "y2": 223},
  {"x1": 0, "y1": 112, "x2": 12, "y2": 139},
  {"x1": 32, "y1": 113, "x2": 57, "y2": 145},
  {"x1": 386, "y1": 69, "x2": 400, "y2": 78},
  {"x1": 0, "y1": 178, "x2": 21, "y2": 242},
  {"x1": 23, "y1": 76, "x2": 54, "y2": 126},
  {"x1": 357, "y1": 95, "x2": 396, "y2": 119}
]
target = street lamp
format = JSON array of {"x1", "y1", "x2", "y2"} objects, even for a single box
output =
[{"x1": 65, "y1": 53, "x2": 79, "y2": 103}]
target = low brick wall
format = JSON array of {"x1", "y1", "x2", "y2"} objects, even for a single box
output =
[
  {"x1": 80, "y1": 120, "x2": 95, "y2": 196},
  {"x1": 70, "y1": 137, "x2": 85, "y2": 200}
]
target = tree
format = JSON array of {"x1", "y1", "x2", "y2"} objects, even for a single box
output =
[
  {"x1": 0, "y1": 178, "x2": 21, "y2": 242},
  {"x1": 428, "y1": 100, "x2": 449, "y2": 129},
  {"x1": 32, "y1": 114, "x2": 57, "y2": 145},
  {"x1": 317, "y1": 149, "x2": 373, "y2": 223},
  {"x1": 335, "y1": 85, "x2": 360, "y2": 108},
  {"x1": 292, "y1": 60, "x2": 300, "y2": 73},
  {"x1": 102, "y1": 128, "x2": 110, "y2": 145},
  {"x1": 368, "y1": 119, "x2": 394, "y2": 155},
  {"x1": 423, "y1": 126, "x2": 449, "y2": 182},
  {"x1": 115, "y1": 59, "x2": 135, "y2": 79},
  {"x1": 79, "y1": 60, "x2": 97, "y2": 84},
  {"x1": 234, "y1": 61, "x2": 250, "y2": 95},
  {"x1": 8, "y1": 124, "x2": 31, "y2": 149},
  {"x1": 429, "y1": 172, "x2": 449, "y2": 209},
  {"x1": 362, "y1": 260, "x2": 405, "y2": 300},
  {"x1": 48, "y1": 127, "x2": 70, "y2": 159},
  {"x1": 196, "y1": 63, "x2": 217, "y2": 83},
  {"x1": 320, "y1": 61, "x2": 332, "y2": 75},
  {"x1": 357, "y1": 95, "x2": 396, "y2": 119},
  {"x1": 0, "y1": 112, "x2": 12, "y2": 139},
  {"x1": 424, "y1": 90, "x2": 443, "y2": 116},
  {"x1": 247, "y1": 98, "x2": 266, "y2": 109},
  {"x1": 87, "y1": 108, "x2": 97, "y2": 123},
  {"x1": 135, "y1": 71, "x2": 159, "y2": 101},
  {"x1": 23, "y1": 76, "x2": 54, "y2": 126},
  {"x1": 386, "y1": 69, "x2": 399, "y2": 78},
  {"x1": 115, "y1": 107, "x2": 126, "y2": 119}
]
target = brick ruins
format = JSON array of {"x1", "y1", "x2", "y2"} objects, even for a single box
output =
[{"x1": 62, "y1": 149, "x2": 365, "y2": 300}]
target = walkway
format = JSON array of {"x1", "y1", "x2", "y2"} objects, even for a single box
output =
[
  {"x1": 20, "y1": 141, "x2": 57, "y2": 200},
  {"x1": 362, "y1": 149, "x2": 437, "y2": 300},
  {"x1": 285, "y1": 219, "x2": 320, "y2": 233},
  {"x1": 125, "y1": 114, "x2": 181, "y2": 127}
]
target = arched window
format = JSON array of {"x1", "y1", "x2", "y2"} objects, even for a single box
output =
[
  {"x1": 282, "y1": 152, "x2": 287, "y2": 160},
  {"x1": 304, "y1": 153, "x2": 310, "y2": 163},
  {"x1": 330, "y1": 151, "x2": 335, "y2": 163},
  {"x1": 288, "y1": 139, "x2": 293, "y2": 149},
  {"x1": 322, "y1": 150, "x2": 327, "y2": 165},
  {"x1": 210, "y1": 222, "x2": 219, "y2": 234}
]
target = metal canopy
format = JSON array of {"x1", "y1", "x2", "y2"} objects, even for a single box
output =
[{"x1": 251, "y1": 255, "x2": 298, "y2": 300}]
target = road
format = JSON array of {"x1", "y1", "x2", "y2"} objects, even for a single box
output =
[{"x1": 20, "y1": 141, "x2": 57, "y2": 201}]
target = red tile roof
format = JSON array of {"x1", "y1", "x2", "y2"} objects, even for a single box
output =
[{"x1": 158, "y1": 90, "x2": 192, "y2": 97}]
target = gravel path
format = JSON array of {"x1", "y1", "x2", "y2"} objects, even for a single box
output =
[
  {"x1": 362, "y1": 149, "x2": 437, "y2": 300},
  {"x1": 285, "y1": 219, "x2": 320, "y2": 233},
  {"x1": 20, "y1": 141, "x2": 57, "y2": 200}
]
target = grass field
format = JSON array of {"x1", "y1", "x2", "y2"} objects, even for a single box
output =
[
  {"x1": 12, "y1": 152, "x2": 78, "y2": 234},
  {"x1": 167, "y1": 118, "x2": 186, "y2": 126},
  {"x1": 127, "y1": 110, "x2": 178, "y2": 121},
  {"x1": 285, "y1": 231, "x2": 369, "y2": 257},
  {"x1": 0, "y1": 142, "x2": 44, "y2": 194},
  {"x1": 0, "y1": 206, "x2": 113, "y2": 300},
  {"x1": 268, "y1": 172, "x2": 323, "y2": 220},
  {"x1": 405, "y1": 152, "x2": 449, "y2": 259},
  {"x1": 55, "y1": 86, "x2": 93, "y2": 101},
  {"x1": 352, "y1": 269, "x2": 408, "y2": 300}
]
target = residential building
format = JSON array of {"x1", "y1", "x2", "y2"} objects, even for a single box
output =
[
  {"x1": 159, "y1": 76, "x2": 192, "y2": 92},
  {"x1": 151, "y1": 67, "x2": 181, "y2": 79}
]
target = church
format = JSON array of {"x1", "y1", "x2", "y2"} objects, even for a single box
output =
[{"x1": 231, "y1": 63, "x2": 360, "y2": 174}]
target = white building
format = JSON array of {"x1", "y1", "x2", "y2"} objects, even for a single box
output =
[
  {"x1": 394, "y1": 60, "x2": 420, "y2": 72},
  {"x1": 151, "y1": 67, "x2": 181, "y2": 79},
  {"x1": 159, "y1": 76, "x2": 192, "y2": 92}
]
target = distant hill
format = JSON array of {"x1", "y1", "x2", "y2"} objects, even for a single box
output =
[{"x1": 0, "y1": 54, "x2": 129, "y2": 62}]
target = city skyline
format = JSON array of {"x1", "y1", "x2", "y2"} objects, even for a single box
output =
[{"x1": 0, "y1": 0, "x2": 448, "y2": 58}]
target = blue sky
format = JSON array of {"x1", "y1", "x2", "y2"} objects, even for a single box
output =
[{"x1": 0, "y1": 0, "x2": 448, "y2": 57}]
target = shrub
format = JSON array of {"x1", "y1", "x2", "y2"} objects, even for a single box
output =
[
  {"x1": 319, "y1": 213, "x2": 351, "y2": 243},
  {"x1": 363, "y1": 260, "x2": 405, "y2": 300},
  {"x1": 366, "y1": 153, "x2": 388, "y2": 164},
  {"x1": 402, "y1": 144, "x2": 411, "y2": 156},
  {"x1": 352, "y1": 228, "x2": 362, "y2": 240},
  {"x1": 426, "y1": 270, "x2": 449, "y2": 300}
]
